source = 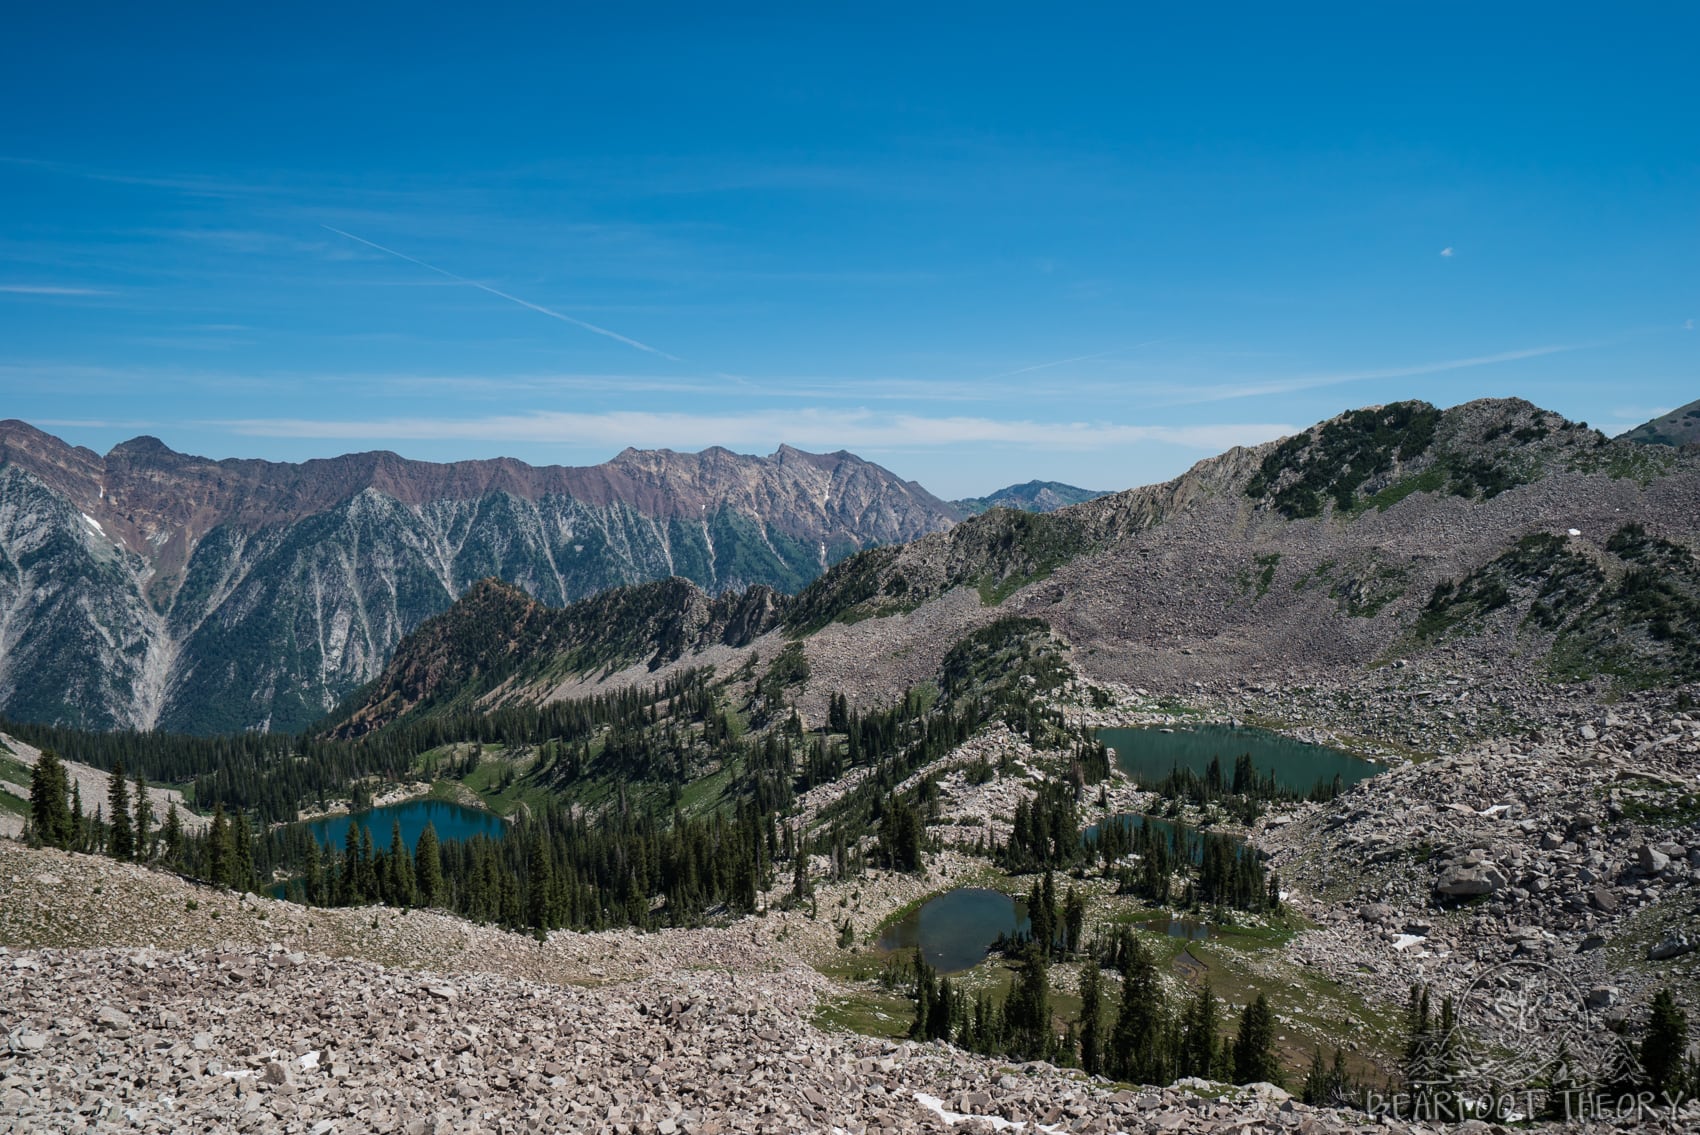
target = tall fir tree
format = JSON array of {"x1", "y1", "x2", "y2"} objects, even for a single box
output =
[
  {"x1": 1641, "y1": 989, "x2": 1689, "y2": 1100},
  {"x1": 133, "y1": 769, "x2": 152, "y2": 861},
  {"x1": 1182, "y1": 979, "x2": 1221, "y2": 1080},
  {"x1": 29, "y1": 748, "x2": 73, "y2": 849},
  {"x1": 162, "y1": 802, "x2": 183, "y2": 862},
  {"x1": 415, "y1": 823, "x2": 443, "y2": 908},
  {"x1": 1233, "y1": 993, "x2": 1280, "y2": 1086},
  {"x1": 230, "y1": 811, "x2": 254, "y2": 892},
  {"x1": 106, "y1": 759, "x2": 134, "y2": 861},
  {"x1": 388, "y1": 821, "x2": 416, "y2": 908},
  {"x1": 525, "y1": 832, "x2": 553, "y2": 932},
  {"x1": 1078, "y1": 960, "x2": 1104, "y2": 1076},
  {"x1": 208, "y1": 803, "x2": 231, "y2": 888}
]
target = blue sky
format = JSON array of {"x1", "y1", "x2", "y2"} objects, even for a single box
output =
[{"x1": 2, "y1": 3, "x2": 1695, "y2": 498}]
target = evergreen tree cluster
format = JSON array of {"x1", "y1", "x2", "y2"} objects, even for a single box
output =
[{"x1": 908, "y1": 929, "x2": 1283, "y2": 1086}]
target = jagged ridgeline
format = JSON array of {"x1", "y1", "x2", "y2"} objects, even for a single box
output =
[
  {"x1": 0, "y1": 424, "x2": 960, "y2": 733},
  {"x1": 328, "y1": 397, "x2": 1700, "y2": 732}
]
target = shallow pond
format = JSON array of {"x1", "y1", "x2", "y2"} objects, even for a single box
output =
[
  {"x1": 876, "y1": 887, "x2": 1031, "y2": 974},
  {"x1": 1082, "y1": 813, "x2": 1240, "y2": 864},
  {"x1": 1162, "y1": 918, "x2": 1216, "y2": 941},
  {"x1": 1097, "y1": 724, "x2": 1381, "y2": 796}
]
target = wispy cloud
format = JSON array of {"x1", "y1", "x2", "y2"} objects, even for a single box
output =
[
  {"x1": 1439, "y1": 247, "x2": 1454, "y2": 258},
  {"x1": 218, "y1": 408, "x2": 1295, "y2": 453},
  {"x1": 986, "y1": 349, "x2": 1124, "y2": 380},
  {"x1": 321, "y1": 226, "x2": 681, "y2": 360},
  {"x1": 0, "y1": 284, "x2": 111, "y2": 296},
  {"x1": 1145, "y1": 343, "x2": 1585, "y2": 406}
]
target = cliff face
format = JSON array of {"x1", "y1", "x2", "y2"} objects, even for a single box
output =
[{"x1": 0, "y1": 424, "x2": 959, "y2": 733}]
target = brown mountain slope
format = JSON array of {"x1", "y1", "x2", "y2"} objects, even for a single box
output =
[{"x1": 330, "y1": 397, "x2": 1700, "y2": 732}]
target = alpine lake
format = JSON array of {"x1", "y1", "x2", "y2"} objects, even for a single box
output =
[
  {"x1": 269, "y1": 799, "x2": 504, "y2": 900},
  {"x1": 876, "y1": 888, "x2": 1031, "y2": 973}
]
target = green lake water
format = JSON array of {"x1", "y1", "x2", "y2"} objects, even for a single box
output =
[
  {"x1": 877, "y1": 888, "x2": 1031, "y2": 973},
  {"x1": 1082, "y1": 813, "x2": 1241, "y2": 863},
  {"x1": 1097, "y1": 725, "x2": 1381, "y2": 796}
]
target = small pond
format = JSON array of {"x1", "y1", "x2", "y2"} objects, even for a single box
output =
[
  {"x1": 300, "y1": 798, "x2": 505, "y2": 853},
  {"x1": 1082, "y1": 813, "x2": 1241, "y2": 864},
  {"x1": 877, "y1": 888, "x2": 1030, "y2": 974},
  {"x1": 1162, "y1": 918, "x2": 1216, "y2": 941},
  {"x1": 1097, "y1": 725, "x2": 1381, "y2": 796}
]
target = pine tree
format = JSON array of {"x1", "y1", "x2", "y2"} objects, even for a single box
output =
[
  {"x1": 1233, "y1": 993, "x2": 1280, "y2": 1085},
  {"x1": 1079, "y1": 960, "x2": 1104, "y2": 1076},
  {"x1": 106, "y1": 759, "x2": 134, "y2": 860},
  {"x1": 1063, "y1": 885, "x2": 1085, "y2": 955},
  {"x1": 415, "y1": 823, "x2": 443, "y2": 907},
  {"x1": 304, "y1": 837, "x2": 323, "y2": 905},
  {"x1": 1005, "y1": 944, "x2": 1051, "y2": 1061},
  {"x1": 1303, "y1": 1046, "x2": 1329, "y2": 1104},
  {"x1": 133, "y1": 769, "x2": 152, "y2": 861},
  {"x1": 231, "y1": 811, "x2": 254, "y2": 892},
  {"x1": 1182, "y1": 979, "x2": 1221, "y2": 1079},
  {"x1": 525, "y1": 833, "x2": 553, "y2": 932},
  {"x1": 357, "y1": 825, "x2": 377, "y2": 900},
  {"x1": 69, "y1": 782, "x2": 85, "y2": 850},
  {"x1": 28, "y1": 748, "x2": 73, "y2": 848},
  {"x1": 388, "y1": 821, "x2": 416, "y2": 908},
  {"x1": 162, "y1": 802, "x2": 183, "y2": 863},
  {"x1": 1641, "y1": 989, "x2": 1689, "y2": 1100},
  {"x1": 208, "y1": 804, "x2": 231, "y2": 888},
  {"x1": 1110, "y1": 935, "x2": 1167, "y2": 1083}
]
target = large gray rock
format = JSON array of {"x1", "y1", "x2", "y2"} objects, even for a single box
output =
[
  {"x1": 1648, "y1": 931, "x2": 1695, "y2": 961},
  {"x1": 1436, "y1": 863, "x2": 1506, "y2": 896},
  {"x1": 1637, "y1": 845, "x2": 1671, "y2": 874}
]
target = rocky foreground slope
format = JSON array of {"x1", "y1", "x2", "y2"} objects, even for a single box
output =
[
  {"x1": 0, "y1": 422, "x2": 958, "y2": 733},
  {"x1": 0, "y1": 842, "x2": 1466, "y2": 1135}
]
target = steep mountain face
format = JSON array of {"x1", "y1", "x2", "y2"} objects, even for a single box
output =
[
  {"x1": 339, "y1": 398, "x2": 1700, "y2": 728},
  {"x1": 0, "y1": 422, "x2": 958, "y2": 733},
  {"x1": 1621, "y1": 398, "x2": 1700, "y2": 447},
  {"x1": 951, "y1": 480, "x2": 1110, "y2": 515}
]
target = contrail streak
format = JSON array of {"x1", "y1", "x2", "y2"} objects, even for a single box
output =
[{"x1": 322, "y1": 225, "x2": 680, "y2": 361}]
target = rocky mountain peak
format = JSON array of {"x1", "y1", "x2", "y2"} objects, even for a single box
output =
[{"x1": 0, "y1": 422, "x2": 959, "y2": 732}]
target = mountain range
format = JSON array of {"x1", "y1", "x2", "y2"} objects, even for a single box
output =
[
  {"x1": 3, "y1": 400, "x2": 1693, "y2": 735},
  {"x1": 0, "y1": 422, "x2": 959, "y2": 733},
  {"x1": 333, "y1": 397, "x2": 1700, "y2": 736}
]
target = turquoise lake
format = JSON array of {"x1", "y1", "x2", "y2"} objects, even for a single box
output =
[
  {"x1": 877, "y1": 888, "x2": 1031, "y2": 973},
  {"x1": 301, "y1": 798, "x2": 505, "y2": 853},
  {"x1": 1097, "y1": 725, "x2": 1381, "y2": 795}
]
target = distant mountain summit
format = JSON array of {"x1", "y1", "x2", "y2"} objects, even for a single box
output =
[
  {"x1": 0, "y1": 423, "x2": 959, "y2": 732},
  {"x1": 952, "y1": 480, "x2": 1110, "y2": 515},
  {"x1": 1620, "y1": 399, "x2": 1700, "y2": 447}
]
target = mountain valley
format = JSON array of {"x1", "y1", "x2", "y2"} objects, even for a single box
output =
[{"x1": 3, "y1": 397, "x2": 1698, "y2": 1133}]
